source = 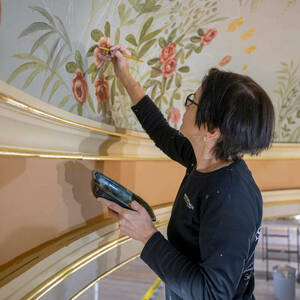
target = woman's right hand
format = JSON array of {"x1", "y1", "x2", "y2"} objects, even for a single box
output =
[{"x1": 109, "y1": 44, "x2": 131, "y2": 82}]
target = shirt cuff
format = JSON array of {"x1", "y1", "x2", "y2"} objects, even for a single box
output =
[{"x1": 141, "y1": 231, "x2": 165, "y2": 261}]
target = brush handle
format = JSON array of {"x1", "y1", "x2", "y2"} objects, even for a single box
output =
[{"x1": 98, "y1": 46, "x2": 144, "y2": 63}]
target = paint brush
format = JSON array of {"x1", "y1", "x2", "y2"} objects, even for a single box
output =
[{"x1": 97, "y1": 46, "x2": 144, "y2": 63}]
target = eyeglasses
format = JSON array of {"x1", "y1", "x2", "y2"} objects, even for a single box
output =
[{"x1": 185, "y1": 93, "x2": 199, "y2": 107}]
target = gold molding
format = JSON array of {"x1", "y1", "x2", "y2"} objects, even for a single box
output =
[
  {"x1": 263, "y1": 199, "x2": 300, "y2": 207},
  {"x1": 1, "y1": 144, "x2": 300, "y2": 160},
  {"x1": 21, "y1": 219, "x2": 169, "y2": 300},
  {"x1": 70, "y1": 254, "x2": 141, "y2": 300},
  {"x1": 1, "y1": 89, "x2": 300, "y2": 160},
  {"x1": 263, "y1": 213, "x2": 300, "y2": 220},
  {"x1": 0, "y1": 146, "x2": 169, "y2": 160},
  {"x1": 0, "y1": 92, "x2": 148, "y2": 141}
]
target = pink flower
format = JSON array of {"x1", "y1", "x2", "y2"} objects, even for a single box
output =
[
  {"x1": 93, "y1": 37, "x2": 112, "y2": 68},
  {"x1": 94, "y1": 75, "x2": 110, "y2": 105},
  {"x1": 200, "y1": 28, "x2": 218, "y2": 45},
  {"x1": 162, "y1": 57, "x2": 177, "y2": 78},
  {"x1": 72, "y1": 69, "x2": 88, "y2": 105},
  {"x1": 160, "y1": 42, "x2": 176, "y2": 64},
  {"x1": 218, "y1": 55, "x2": 232, "y2": 67},
  {"x1": 170, "y1": 107, "x2": 181, "y2": 125}
]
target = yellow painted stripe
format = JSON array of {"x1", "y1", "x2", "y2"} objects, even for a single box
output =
[{"x1": 141, "y1": 278, "x2": 162, "y2": 300}]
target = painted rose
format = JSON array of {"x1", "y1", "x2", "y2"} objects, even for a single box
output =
[
  {"x1": 72, "y1": 69, "x2": 88, "y2": 105},
  {"x1": 170, "y1": 107, "x2": 181, "y2": 125},
  {"x1": 218, "y1": 55, "x2": 232, "y2": 67},
  {"x1": 162, "y1": 57, "x2": 177, "y2": 78},
  {"x1": 159, "y1": 42, "x2": 176, "y2": 64},
  {"x1": 94, "y1": 37, "x2": 112, "y2": 68},
  {"x1": 200, "y1": 28, "x2": 218, "y2": 45},
  {"x1": 94, "y1": 75, "x2": 110, "y2": 105}
]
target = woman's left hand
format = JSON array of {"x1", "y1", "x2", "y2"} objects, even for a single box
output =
[{"x1": 97, "y1": 198, "x2": 157, "y2": 245}]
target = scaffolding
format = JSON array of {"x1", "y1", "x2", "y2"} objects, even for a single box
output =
[{"x1": 261, "y1": 225, "x2": 300, "y2": 281}]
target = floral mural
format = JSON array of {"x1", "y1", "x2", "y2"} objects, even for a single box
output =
[{"x1": 0, "y1": 0, "x2": 299, "y2": 142}]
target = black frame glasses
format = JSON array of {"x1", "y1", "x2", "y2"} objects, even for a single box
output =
[{"x1": 185, "y1": 93, "x2": 199, "y2": 107}]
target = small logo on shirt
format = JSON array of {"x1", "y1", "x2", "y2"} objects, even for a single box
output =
[
  {"x1": 255, "y1": 226, "x2": 261, "y2": 242},
  {"x1": 184, "y1": 193, "x2": 194, "y2": 210}
]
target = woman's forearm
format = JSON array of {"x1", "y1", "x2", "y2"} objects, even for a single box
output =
[{"x1": 119, "y1": 73, "x2": 146, "y2": 105}]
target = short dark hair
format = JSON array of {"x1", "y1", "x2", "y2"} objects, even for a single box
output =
[{"x1": 196, "y1": 68, "x2": 275, "y2": 161}]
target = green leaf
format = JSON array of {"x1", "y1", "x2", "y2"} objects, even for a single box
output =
[
  {"x1": 185, "y1": 43, "x2": 195, "y2": 50},
  {"x1": 87, "y1": 63, "x2": 97, "y2": 74},
  {"x1": 139, "y1": 17, "x2": 154, "y2": 43},
  {"x1": 154, "y1": 95, "x2": 161, "y2": 105},
  {"x1": 195, "y1": 44, "x2": 203, "y2": 53},
  {"x1": 48, "y1": 79, "x2": 62, "y2": 103},
  {"x1": 91, "y1": 70, "x2": 97, "y2": 84},
  {"x1": 30, "y1": 31, "x2": 56, "y2": 55},
  {"x1": 175, "y1": 34, "x2": 185, "y2": 44},
  {"x1": 127, "y1": 19, "x2": 136, "y2": 26},
  {"x1": 143, "y1": 79, "x2": 152, "y2": 89},
  {"x1": 58, "y1": 95, "x2": 72, "y2": 108},
  {"x1": 197, "y1": 28, "x2": 204, "y2": 36},
  {"x1": 116, "y1": 78, "x2": 126, "y2": 95},
  {"x1": 138, "y1": 39, "x2": 156, "y2": 59},
  {"x1": 87, "y1": 45, "x2": 97, "y2": 57},
  {"x1": 7, "y1": 62, "x2": 38, "y2": 83},
  {"x1": 65, "y1": 62, "x2": 77, "y2": 73},
  {"x1": 142, "y1": 28, "x2": 162, "y2": 43},
  {"x1": 91, "y1": 29, "x2": 104, "y2": 42},
  {"x1": 148, "y1": 57, "x2": 160, "y2": 65},
  {"x1": 106, "y1": 74, "x2": 114, "y2": 80},
  {"x1": 167, "y1": 28, "x2": 177, "y2": 44},
  {"x1": 166, "y1": 75, "x2": 174, "y2": 90},
  {"x1": 173, "y1": 92, "x2": 180, "y2": 100},
  {"x1": 51, "y1": 44, "x2": 67, "y2": 75},
  {"x1": 161, "y1": 77, "x2": 167, "y2": 94},
  {"x1": 190, "y1": 36, "x2": 201, "y2": 43},
  {"x1": 159, "y1": 37, "x2": 167, "y2": 48},
  {"x1": 41, "y1": 73, "x2": 54, "y2": 98},
  {"x1": 162, "y1": 95, "x2": 168, "y2": 105},
  {"x1": 178, "y1": 66, "x2": 190, "y2": 73},
  {"x1": 125, "y1": 34, "x2": 138, "y2": 46},
  {"x1": 297, "y1": 111, "x2": 300, "y2": 118},
  {"x1": 47, "y1": 37, "x2": 60, "y2": 65},
  {"x1": 54, "y1": 15, "x2": 72, "y2": 51},
  {"x1": 111, "y1": 79, "x2": 116, "y2": 105},
  {"x1": 105, "y1": 21, "x2": 111, "y2": 37},
  {"x1": 29, "y1": 6, "x2": 56, "y2": 26},
  {"x1": 87, "y1": 93, "x2": 96, "y2": 113},
  {"x1": 118, "y1": 3, "x2": 125, "y2": 19},
  {"x1": 151, "y1": 85, "x2": 157, "y2": 99},
  {"x1": 175, "y1": 72, "x2": 182, "y2": 88},
  {"x1": 19, "y1": 22, "x2": 53, "y2": 38},
  {"x1": 114, "y1": 28, "x2": 121, "y2": 44},
  {"x1": 185, "y1": 49, "x2": 193, "y2": 59},
  {"x1": 75, "y1": 50, "x2": 84, "y2": 72},
  {"x1": 277, "y1": 75, "x2": 287, "y2": 81},
  {"x1": 151, "y1": 67, "x2": 161, "y2": 78},
  {"x1": 77, "y1": 103, "x2": 83, "y2": 116},
  {"x1": 23, "y1": 67, "x2": 43, "y2": 89}
]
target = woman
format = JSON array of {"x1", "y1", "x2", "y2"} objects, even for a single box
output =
[{"x1": 97, "y1": 44, "x2": 275, "y2": 299}]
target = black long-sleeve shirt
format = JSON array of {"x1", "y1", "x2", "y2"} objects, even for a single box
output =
[{"x1": 131, "y1": 95, "x2": 262, "y2": 300}]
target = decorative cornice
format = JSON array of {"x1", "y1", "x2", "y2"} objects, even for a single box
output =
[{"x1": 1, "y1": 81, "x2": 300, "y2": 160}]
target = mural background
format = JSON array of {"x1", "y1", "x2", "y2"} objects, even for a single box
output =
[{"x1": 0, "y1": 0, "x2": 299, "y2": 142}]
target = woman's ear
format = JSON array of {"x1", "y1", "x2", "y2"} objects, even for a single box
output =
[{"x1": 204, "y1": 127, "x2": 221, "y2": 142}]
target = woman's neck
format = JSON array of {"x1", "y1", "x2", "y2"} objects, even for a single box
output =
[{"x1": 191, "y1": 139, "x2": 232, "y2": 173}]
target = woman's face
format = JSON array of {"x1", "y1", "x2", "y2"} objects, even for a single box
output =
[{"x1": 180, "y1": 87, "x2": 203, "y2": 139}]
